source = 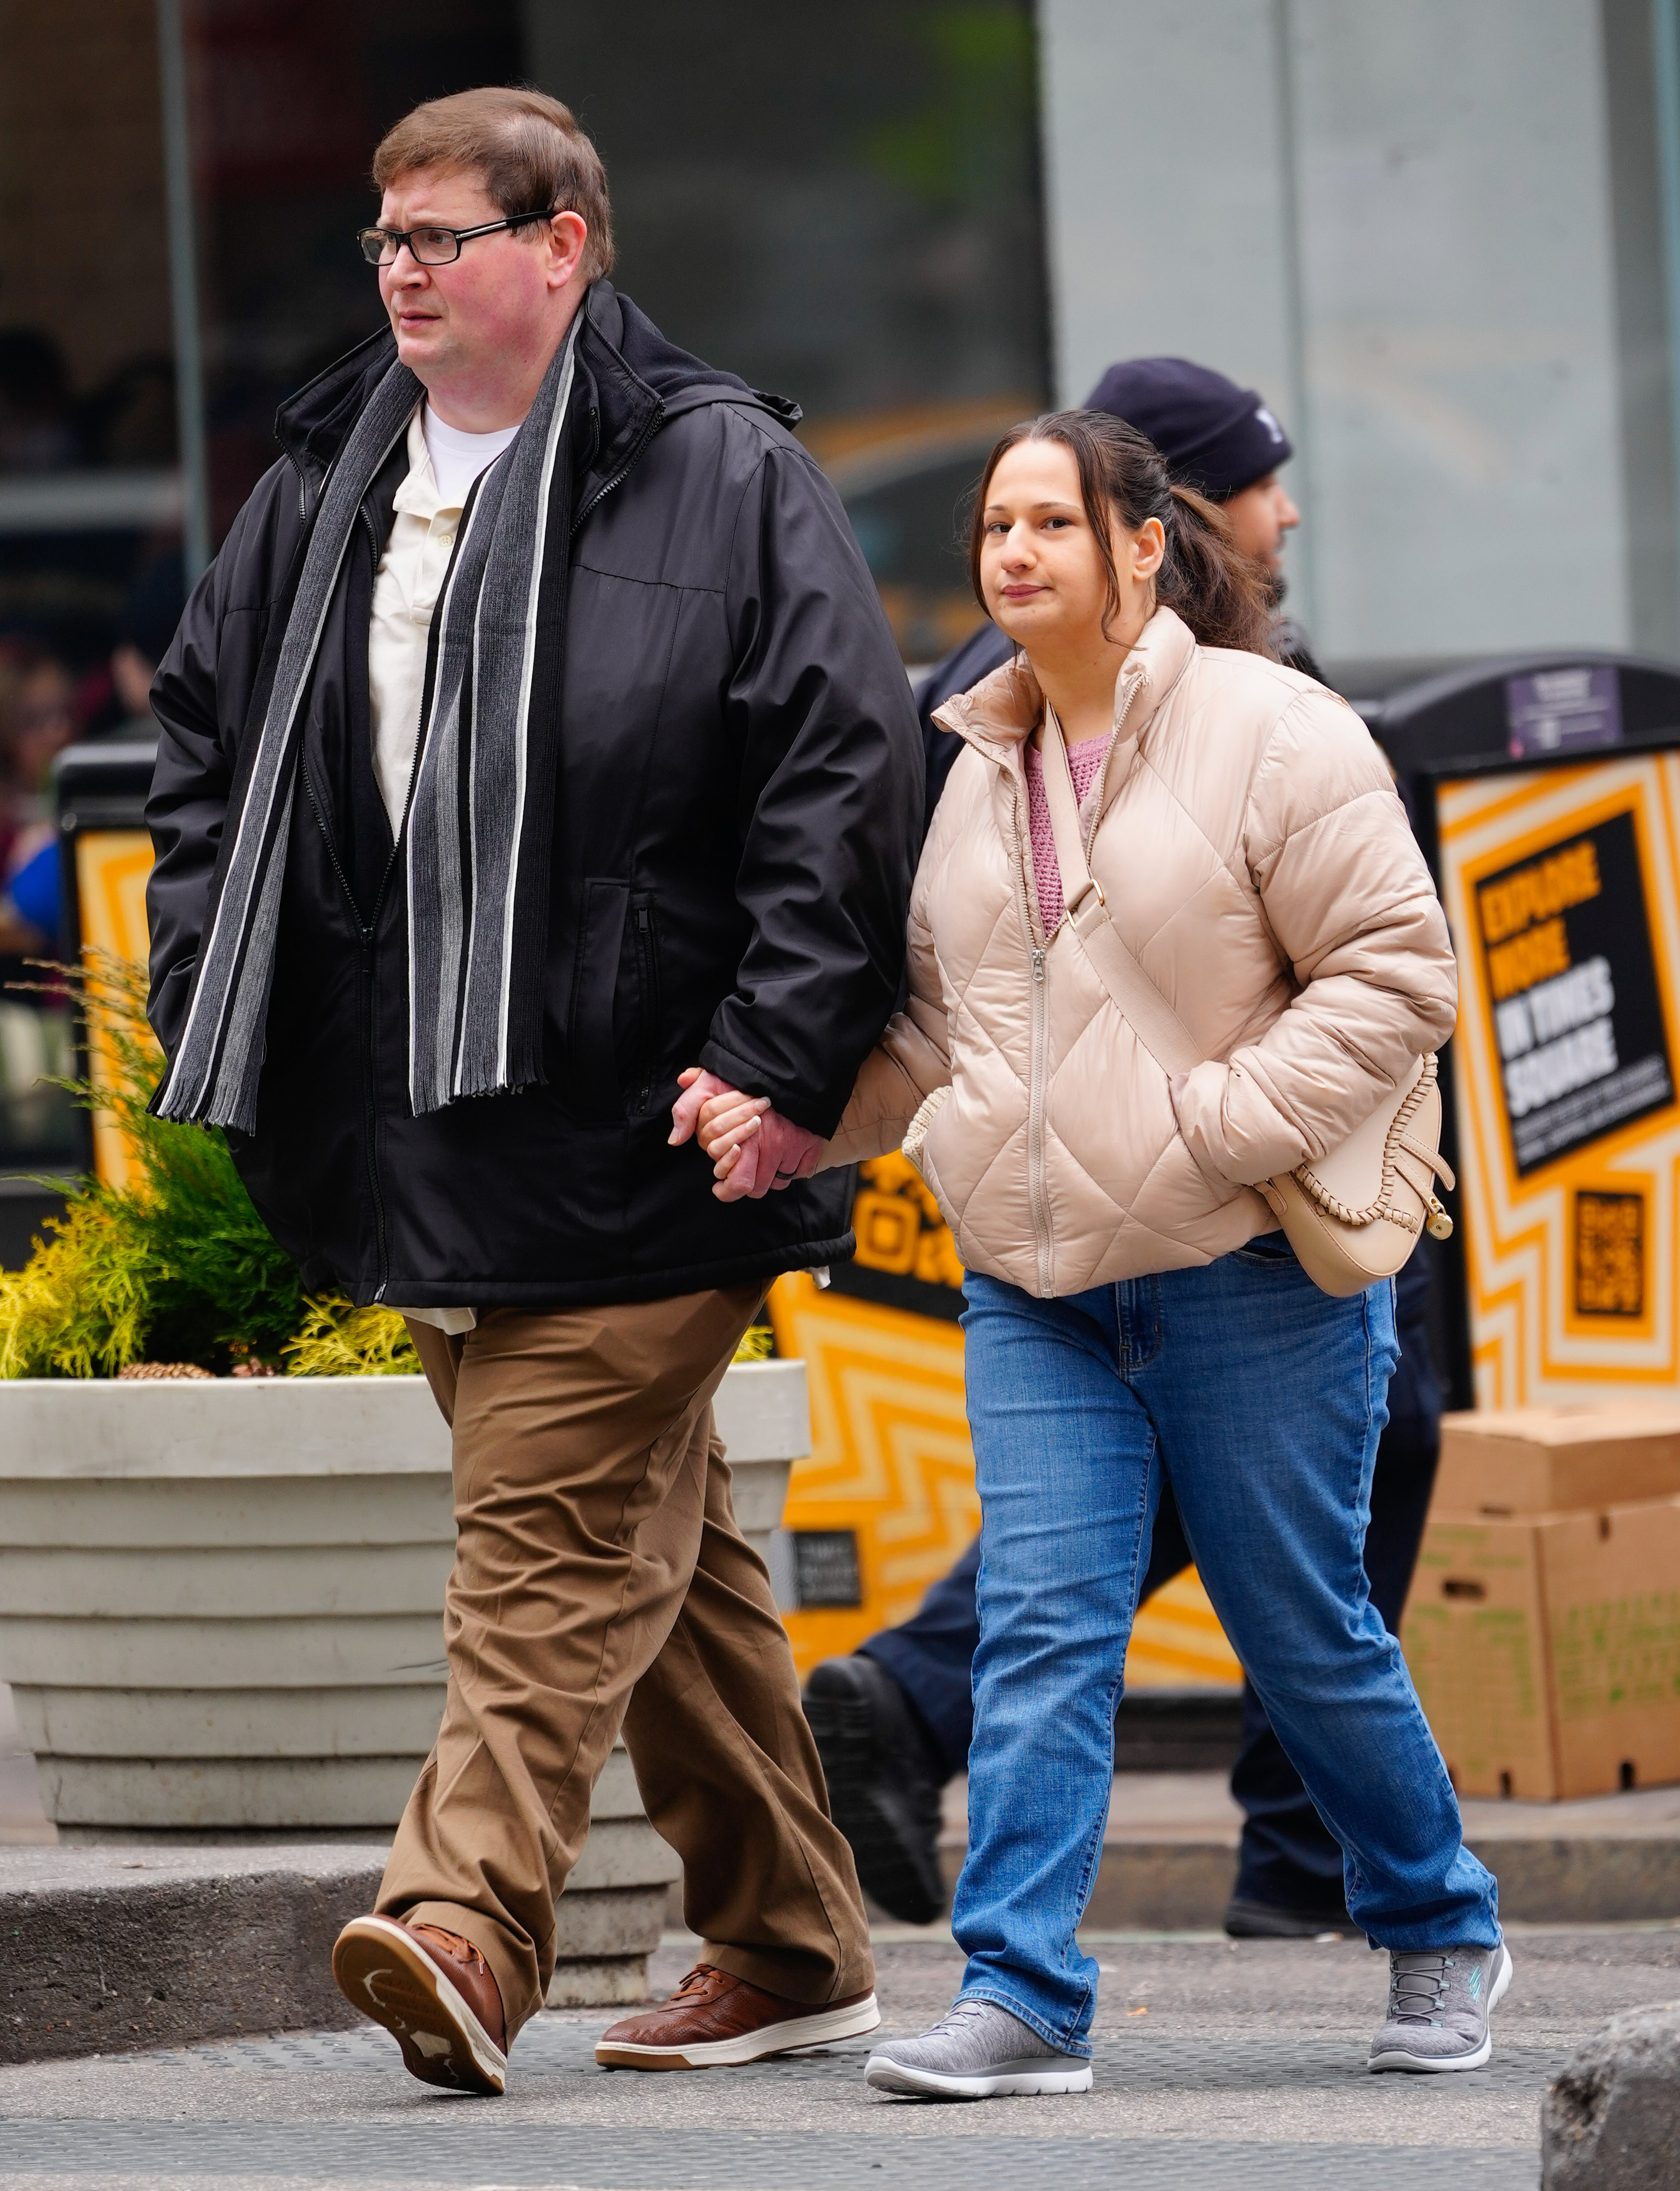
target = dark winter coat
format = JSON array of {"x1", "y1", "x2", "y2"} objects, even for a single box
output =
[{"x1": 146, "y1": 283, "x2": 922, "y2": 1309}]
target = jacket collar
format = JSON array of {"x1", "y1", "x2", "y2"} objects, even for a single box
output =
[
  {"x1": 272, "y1": 281, "x2": 800, "y2": 512},
  {"x1": 933, "y1": 602, "x2": 1199, "y2": 765}
]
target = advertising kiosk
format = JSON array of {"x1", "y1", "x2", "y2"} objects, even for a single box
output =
[
  {"x1": 1361, "y1": 652, "x2": 1680, "y2": 1408},
  {"x1": 1363, "y1": 656, "x2": 1680, "y2": 1798}
]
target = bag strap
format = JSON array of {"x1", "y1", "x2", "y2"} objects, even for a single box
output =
[{"x1": 1039, "y1": 702, "x2": 1205, "y2": 1080}]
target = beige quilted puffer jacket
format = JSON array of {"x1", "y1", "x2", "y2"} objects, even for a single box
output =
[{"x1": 824, "y1": 604, "x2": 1457, "y2": 1297}]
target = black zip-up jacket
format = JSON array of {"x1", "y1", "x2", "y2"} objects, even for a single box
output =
[{"x1": 146, "y1": 283, "x2": 922, "y2": 1308}]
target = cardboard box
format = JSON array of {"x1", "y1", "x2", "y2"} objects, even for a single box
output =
[
  {"x1": 1435, "y1": 1406, "x2": 1680, "y2": 1516},
  {"x1": 1402, "y1": 1495, "x2": 1680, "y2": 1800}
]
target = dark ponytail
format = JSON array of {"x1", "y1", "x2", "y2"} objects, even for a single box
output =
[{"x1": 967, "y1": 409, "x2": 1277, "y2": 657}]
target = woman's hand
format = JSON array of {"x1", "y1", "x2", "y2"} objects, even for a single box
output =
[
  {"x1": 696, "y1": 1082, "x2": 771, "y2": 1157},
  {"x1": 672, "y1": 1066, "x2": 824, "y2": 1201},
  {"x1": 669, "y1": 1066, "x2": 743, "y2": 1149}
]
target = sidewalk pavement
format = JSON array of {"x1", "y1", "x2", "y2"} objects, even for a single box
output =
[{"x1": 2, "y1": 1925, "x2": 1677, "y2": 2189}]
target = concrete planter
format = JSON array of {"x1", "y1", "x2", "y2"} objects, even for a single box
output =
[{"x1": 0, "y1": 1361, "x2": 807, "y2": 2006}]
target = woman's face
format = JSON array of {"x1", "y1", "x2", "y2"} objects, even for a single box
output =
[{"x1": 978, "y1": 439, "x2": 1160, "y2": 657}]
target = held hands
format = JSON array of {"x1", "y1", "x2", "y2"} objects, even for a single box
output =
[{"x1": 669, "y1": 1066, "x2": 823, "y2": 1202}]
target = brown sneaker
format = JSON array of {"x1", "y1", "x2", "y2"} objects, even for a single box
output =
[
  {"x1": 332, "y1": 1915, "x2": 508, "y2": 2095},
  {"x1": 595, "y1": 1962, "x2": 879, "y2": 2070}
]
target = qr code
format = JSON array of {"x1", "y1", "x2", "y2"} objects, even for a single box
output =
[{"x1": 1574, "y1": 1190, "x2": 1644, "y2": 1317}]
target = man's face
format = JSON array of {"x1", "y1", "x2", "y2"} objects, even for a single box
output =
[
  {"x1": 375, "y1": 166, "x2": 581, "y2": 397},
  {"x1": 1220, "y1": 471, "x2": 1299, "y2": 577}
]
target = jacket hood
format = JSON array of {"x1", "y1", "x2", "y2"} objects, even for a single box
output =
[
  {"x1": 586, "y1": 282, "x2": 800, "y2": 428},
  {"x1": 931, "y1": 603, "x2": 1199, "y2": 765},
  {"x1": 272, "y1": 280, "x2": 800, "y2": 475}
]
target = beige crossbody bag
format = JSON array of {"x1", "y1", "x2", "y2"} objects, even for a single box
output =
[{"x1": 1037, "y1": 704, "x2": 1454, "y2": 1297}]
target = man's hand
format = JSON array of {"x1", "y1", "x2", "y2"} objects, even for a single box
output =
[{"x1": 671, "y1": 1066, "x2": 823, "y2": 1202}]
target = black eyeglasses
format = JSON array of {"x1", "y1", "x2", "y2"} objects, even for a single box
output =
[{"x1": 357, "y1": 209, "x2": 556, "y2": 267}]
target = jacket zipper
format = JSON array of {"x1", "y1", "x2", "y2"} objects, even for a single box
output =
[
  {"x1": 306, "y1": 772, "x2": 393, "y2": 1304},
  {"x1": 632, "y1": 901, "x2": 661, "y2": 1112},
  {"x1": 341, "y1": 487, "x2": 434, "y2": 1309},
  {"x1": 571, "y1": 403, "x2": 663, "y2": 536},
  {"x1": 1028, "y1": 944, "x2": 1053, "y2": 1295},
  {"x1": 284, "y1": 448, "x2": 311, "y2": 523},
  {"x1": 999, "y1": 760, "x2": 1056, "y2": 1295}
]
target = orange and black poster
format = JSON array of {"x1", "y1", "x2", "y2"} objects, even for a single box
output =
[
  {"x1": 1477, "y1": 810, "x2": 1673, "y2": 1175},
  {"x1": 1438, "y1": 755, "x2": 1680, "y2": 1403}
]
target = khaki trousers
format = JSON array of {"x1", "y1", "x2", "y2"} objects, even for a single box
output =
[{"x1": 377, "y1": 1285, "x2": 874, "y2": 2038}]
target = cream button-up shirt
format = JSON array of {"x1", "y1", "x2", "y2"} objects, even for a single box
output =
[{"x1": 367, "y1": 407, "x2": 465, "y2": 831}]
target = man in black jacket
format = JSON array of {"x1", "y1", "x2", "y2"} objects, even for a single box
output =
[
  {"x1": 146, "y1": 88, "x2": 918, "y2": 2093},
  {"x1": 805, "y1": 358, "x2": 1445, "y2": 1944}
]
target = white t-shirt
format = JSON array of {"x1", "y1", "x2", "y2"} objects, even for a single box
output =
[
  {"x1": 422, "y1": 405, "x2": 519, "y2": 508},
  {"x1": 365, "y1": 404, "x2": 522, "y2": 833}
]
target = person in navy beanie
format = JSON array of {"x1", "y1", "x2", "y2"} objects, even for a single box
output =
[
  {"x1": 1084, "y1": 355, "x2": 1291, "y2": 497},
  {"x1": 804, "y1": 358, "x2": 1446, "y2": 1946}
]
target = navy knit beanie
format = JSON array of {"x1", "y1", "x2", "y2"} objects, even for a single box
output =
[{"x1": 1081, "y1": 357, "x2": 1292, "y2": 501}]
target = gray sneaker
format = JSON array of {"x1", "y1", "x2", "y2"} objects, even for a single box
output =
[
  {"x1": 1368, "y1": 1940, "x2": 1513, "y2": 2072},
  {"x1": 864, "y1": 1997, "x2": 1092, "y2": 2098}
]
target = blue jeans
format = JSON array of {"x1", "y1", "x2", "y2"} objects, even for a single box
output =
[{"x1": 953, "y1": 1243, "x2": 1499, "y2": 2053}]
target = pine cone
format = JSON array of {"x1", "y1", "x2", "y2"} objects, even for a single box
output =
[{"x1": 116, "y1": 1362, "x2": 216, "y2": 1381}]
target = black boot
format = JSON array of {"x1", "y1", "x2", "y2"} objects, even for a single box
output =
[
  {"x1": 1224, "y1": 1671, "x2": 1356, "y2": 1939},
  {"x1": 1224, "y1": 1896, "x2": 1355, "y2": 1939},
  {"x1": 803, "y1": 1655, "x2": 948, "y2": 1926}
]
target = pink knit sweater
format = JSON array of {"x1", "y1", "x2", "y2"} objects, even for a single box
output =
[{"x1": 1023, "y1": 734, "x2": 1111, "y2": 932}]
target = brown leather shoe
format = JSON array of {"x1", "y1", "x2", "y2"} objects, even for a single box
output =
[
  {"x1": 595, "y1": 1962, "x2": 879, "y2": 2069},
  {"x1": 332, "y1": 1914, "x2": 508, "y2": 2094}
]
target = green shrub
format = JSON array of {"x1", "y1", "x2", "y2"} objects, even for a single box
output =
[
  {"x1": 0, "y1": 955, "x2": 301, "y2": 1376},
  {"x1": 284, "y1": 1297, "x2": 420, "y2": 1378}
]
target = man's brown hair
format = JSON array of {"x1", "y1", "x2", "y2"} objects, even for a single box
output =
[{"x1": 372, "y1": 87, "x2": 615, "y2": 280}]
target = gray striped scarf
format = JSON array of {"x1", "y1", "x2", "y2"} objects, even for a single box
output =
[{"x1": 154, "y1": 322, "x2": 580, "y2": 1131}]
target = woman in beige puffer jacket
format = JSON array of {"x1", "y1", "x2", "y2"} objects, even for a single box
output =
[
  {"x1": 823, "y1": 592, "x2": 1456, "y2": 1292},
  {"x1": 701, "y1": 411, "x2": 1505, "y2": 2096}
]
